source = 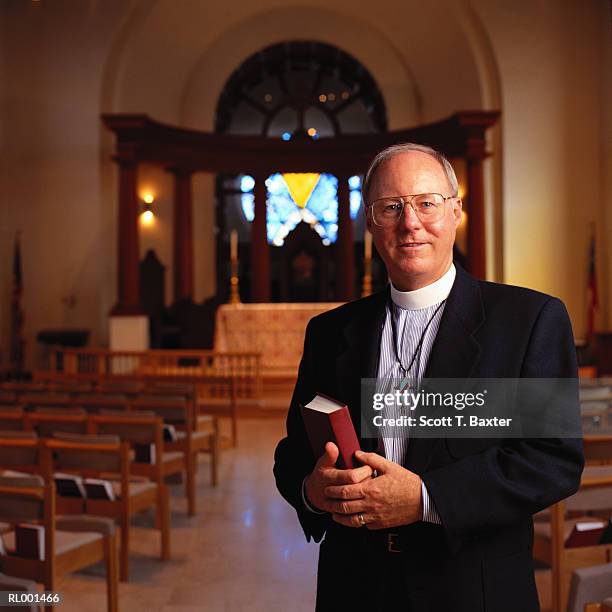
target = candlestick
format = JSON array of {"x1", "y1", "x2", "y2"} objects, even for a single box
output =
[
  {"x1": 365, "y1": 230, "x2": 372, "y2": 260},
  {"x1": 362, "y1": 229, "x2": 373, "y2": 297},
  {"x1": 230, "y1": 229, "x2": 238, "y2": 261}
]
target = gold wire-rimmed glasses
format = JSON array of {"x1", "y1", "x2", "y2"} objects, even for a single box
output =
[{"x1": 366, "y1": 193, "x2": 455, "y2": 227}]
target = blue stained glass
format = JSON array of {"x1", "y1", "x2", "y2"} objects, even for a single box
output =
[
  {"x1": 348, "y1": 175, "x2": 361, "y2": 189},
  {"x1": 242, "y1": 193, "x2": 255, "y2": 221},
  {"x1": 349, "y1": 175, "x2": 362, "y2": 219},
  {"x1": 266, "y1": 173, "x2": 302, "y2": 244},
  {"x1": 240, "y1": 172, "x2": 363, "y2": 245},
  {"x1": 350, "y1": 190, "x2": 362, "y2": 220},
  {"x1": 304, "y1": 174, "x2": 338, "y2": 243},
  {"x1": 240, "y1": 175, "x2": 255, "y2": 192}
]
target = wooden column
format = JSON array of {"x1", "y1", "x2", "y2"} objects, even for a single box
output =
[
  {"x1": 170, "y1": 167, "x2": 194, "y2": 302},
  {"x1": 336, "y1": 175, "x2": 355, "y2": 301},
  {"x1": 466, "y1": 152, "x2": 486, "y2": 279},
  {"x1": 111, "y1": 159, "x2": 141, "y2": 314},
  {"x1": 251, "y1": 175, "x2": 270, "y2": 302}
]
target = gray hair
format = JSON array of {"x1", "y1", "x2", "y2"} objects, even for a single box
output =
[{"x1": 362, "y1": 143, "x2": 459, "y2": 204}]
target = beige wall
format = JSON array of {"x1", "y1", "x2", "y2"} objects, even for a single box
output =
[
  {"x1": 472, "y1": 0, "x2": 610, "y2": 339},
  {"x1": 0, "y1": 0, "x2": 609, "y2": 367},
  {"x1": 0, "y1": 1, "x2": 128, "y2": 366}
]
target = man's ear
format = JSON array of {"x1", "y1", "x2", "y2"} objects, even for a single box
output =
[{"x1": 453, "y1": 198, "x2": 463, "y2": 227}]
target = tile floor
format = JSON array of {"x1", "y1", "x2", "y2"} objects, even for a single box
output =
[
  {"x1": 56, "y1": 418, "x2": 318, "y2": 612},
  {"x1": 55, "y1": 416, "x2": 552, "y2": 611}
]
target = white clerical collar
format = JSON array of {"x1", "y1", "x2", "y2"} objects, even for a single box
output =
[{"x1": 390, "y1": 264, "x2": 456, "y2": 310}]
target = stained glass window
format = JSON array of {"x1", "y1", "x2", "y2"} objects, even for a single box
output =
[{"x1": 240, "y1": 173, "x2": 362, "y2": 246}]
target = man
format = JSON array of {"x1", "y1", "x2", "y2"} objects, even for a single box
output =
[{"x1": 273, "y1": 143, "x2": 583, "y2": 612}]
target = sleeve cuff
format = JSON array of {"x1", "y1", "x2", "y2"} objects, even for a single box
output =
[
  {"x1": 302, "y1": 476, "x2": 327, "y2": 514},
  {"x1": 421, "y1": 481, "x2": 442, "y2": 524}
]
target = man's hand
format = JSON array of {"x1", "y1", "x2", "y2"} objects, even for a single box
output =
[
  {"x1": 325, "y1": 450, "x2": 423, "y2": 529},
  {"x1": 304, "y1": 442, "x2": 373, "y2": 513}
]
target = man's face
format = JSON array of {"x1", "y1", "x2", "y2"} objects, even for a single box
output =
[{"x1": 365, "y1": 151, "x2": 462, "y2": 291}]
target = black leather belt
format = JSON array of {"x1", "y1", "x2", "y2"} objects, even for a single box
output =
[
  {"x1": 362, "y1": 530, "x2": 403, "y2": 554},
  {"x1": 387, "y1": 532, "x2": 402, "y2": 553}
]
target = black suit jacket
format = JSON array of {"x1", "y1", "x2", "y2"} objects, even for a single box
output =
[{"x1": 273, "y1": 265, "x2": 584, "y2": 612}]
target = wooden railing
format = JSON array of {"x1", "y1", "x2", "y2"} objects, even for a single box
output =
[{"x1": 36, "y1": 347, "x2": 262, "y2": 394}]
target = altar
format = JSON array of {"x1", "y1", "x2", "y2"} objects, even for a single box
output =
[{"x1": 213, "y1": 302, "x2": 343, "y2": 383}]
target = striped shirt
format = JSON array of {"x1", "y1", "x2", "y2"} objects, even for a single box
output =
[{"x1": 377, "y1": 264, "x2": 456, "y2": 524}]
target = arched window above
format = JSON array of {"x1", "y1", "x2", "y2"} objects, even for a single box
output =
[{"x1": 215, "y1": 41, "x2": 387, "y2": 137}]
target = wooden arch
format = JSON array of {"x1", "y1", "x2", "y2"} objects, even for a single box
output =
[{"x1": 102, "y1": 111, "x2": 499, "y2": 313}]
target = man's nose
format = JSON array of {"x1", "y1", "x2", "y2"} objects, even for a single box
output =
[{"x1": 398, "y1": 202, "x2": 423, "y2": 230}]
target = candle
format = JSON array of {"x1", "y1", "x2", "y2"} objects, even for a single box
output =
[
  {"x1": 364, "y1": 230, "x2": 372, "y2": 260},
  {"x1": 230, "y1": 229, "x2": 238, "y2": 261}
]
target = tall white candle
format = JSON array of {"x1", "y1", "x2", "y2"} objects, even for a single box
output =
[
  {"x1": 365, "y1": 230, "x2": 372, "y2": 260},
  {"x1": 230, "y1": 229, "x2": 238, "y2": 261}
]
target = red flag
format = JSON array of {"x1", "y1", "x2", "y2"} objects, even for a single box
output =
[
  {"x1": 586, "y1": 228, "x2": 598, "y2": 344},
  {"x1": 10, "y1": 234, "x2": 25, "y2": 370}
]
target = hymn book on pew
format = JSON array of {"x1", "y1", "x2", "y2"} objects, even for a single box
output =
[
  {"x1": 53, "y1": 473, "x2": 115, "y2": 501},
  {"x1": 566, "y1": 519, "x2": 612, "y2": 548},
  {"x1": 300, "y1": 393, "x2": 361, "y2": 469},
  {"x1": 134, "y1": 424, "x2": 178, "y2": 464},
  {"x1": 54, "y1": 472, "x2": 87, "y2": 498},
  {"x1": 15, "y1": 524, "x2": 45, "y2": 561},
  {"x1": 163, "y1": 424, "x2": 178, "y2": 442}
]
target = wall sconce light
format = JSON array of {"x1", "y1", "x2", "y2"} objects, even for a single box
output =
[{"x1": 141, "y1": 193, "x2": 155, "y2": 225}]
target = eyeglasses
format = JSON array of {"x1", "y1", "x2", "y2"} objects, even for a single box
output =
[{"x1": 367, "y1": 193, "x2": 454, "y2": 227}]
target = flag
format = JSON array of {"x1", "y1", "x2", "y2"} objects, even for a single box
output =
[
  {"x1": 10, "y1": 234, "x2": 25, "y2": 370},
  {"x1": 586, "y1": 228, "x2": 598, "y2": 344}
]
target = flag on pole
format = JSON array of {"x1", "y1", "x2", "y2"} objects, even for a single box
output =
[
  {"x1": 10, "y1": 234, "x2": 25, "y2": 370},
  {"x1": 586, "y1": 226, "x2": 598, "y2": 345}
]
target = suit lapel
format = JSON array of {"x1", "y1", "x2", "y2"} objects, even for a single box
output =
[
  {"x1": 336, "y1": 288, "x2": 388, "y2": 453},
  {"x1": 405, "y1": 265, "x2": 486, "y2": 473},
  {"x1": 424, "y1": 266, "x2": 484, "y2": 380}
]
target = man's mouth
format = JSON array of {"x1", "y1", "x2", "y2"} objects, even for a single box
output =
[{"x1": 398, "y1": 242, "x2": 427, "y2": 248}]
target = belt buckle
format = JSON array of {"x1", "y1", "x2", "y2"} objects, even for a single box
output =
[{"x1": 387, "y1": 532, "x2": 401, "y2": 554}]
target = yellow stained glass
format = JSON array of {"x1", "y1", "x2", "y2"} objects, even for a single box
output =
[{"x1": 282, "y1": 173, "x2": 320, "y2": 209}]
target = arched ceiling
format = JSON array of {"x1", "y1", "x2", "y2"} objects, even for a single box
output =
[{"x1": 103, "y1": 0, "x2": 491, "y2": 132}]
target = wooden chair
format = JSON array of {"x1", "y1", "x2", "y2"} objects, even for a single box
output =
[
  {"x1": 0, "y1": 572, "x2": 39, "y2": 612},
  {"x1": 94, "y1": 381, "x2": 143, "y2": 397},
  {"x1": 0, "y1": 473, "x2": 118, "y2": 612},
  {"x1": 47, "y1": 433, "x2": 169, "y2": 582},
  {"x1": 92, "y1": 409, "x2": 183, "y2": 536},
  {"x1": 0, "y1": 390, "x2": 17, "y2": 404},
  {"x1": 0, "y1": 382, "x2": 48, "y2": 393},
  {"x1": 88, "y1": 412, "x2": 185, "y2": 514},
  {"x1": 24, "y1": 409, "x2": 88, "y2": 438},
  {"x1": 0, "y1": 432, "x2": 40, "y2": 476},
  {"x1": 130, "y1": 395, "x2": 219, "y2": 514},
  {"x1": 48, "y1": 380, "x2": 93, "y2": 394},
  {"x1": 567, "y1": 564, "x2": 612, "y2": 612},
  {"x1": 0, "y1": 406, "x2": 25, "y2": 431},
  {"x1": 585, "y1": 601, "x2": 612, "y2": 612},
  {"x1": 534, "y1": 436, "x2": 612, "y2": 612},
  {"x1": 71, "y1": 394, "x2": 128, "y2": 413},
  {"x1": 143, "y1": 382, "x2": 214, "y2": 433},
  {"x1": 18, "y1": 393, "x2": 71, "y2": 409},
  {"x1": 197, "y1": 373, "x2": 238, "y2": 447},
  {"x1": 196, "y1": 352, "x2": 262, "y2": 447}
]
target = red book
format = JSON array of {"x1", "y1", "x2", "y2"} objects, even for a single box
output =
[
  {"x1": 15, "y1": 524, "x2": 45, "y2": 560},
  {"x1": 565, "y1": 520, "x2": 606, "y2": 548},
  {"x1": 300, "y1": 393, "x2": 361, "y2": 469}
]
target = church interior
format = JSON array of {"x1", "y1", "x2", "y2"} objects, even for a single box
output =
[{"x1": 0, "y1": 0, "x2": 611, "y2": 610}]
